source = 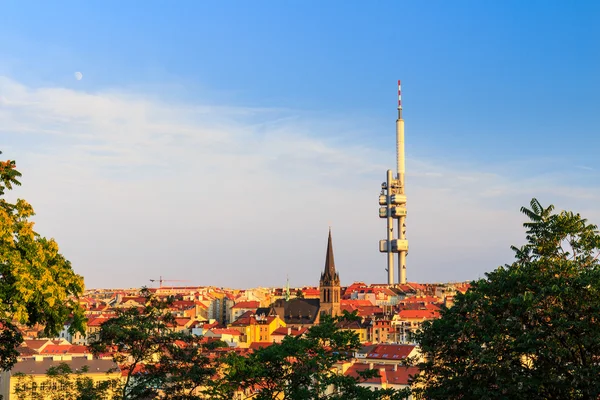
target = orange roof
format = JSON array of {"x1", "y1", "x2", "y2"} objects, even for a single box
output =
[
  {"x1": 345, "y1": 282, "x2": 368, "y2": 290},
  {"x1": 301, "y1": 288, "x2": 320, "y2": 296},
  {"x1": 231, "y1": 301, "x2": 260, "y2": 309},
  {"x1": 39, "y1": 345, "x2": 71, "y2": 354},
  {"x1": 23, "y1": 339, "x2": 51, "y2": 351},
  {"x1": 68, "y1": 345, "x2": 90, "y2": 354},
  {"x1": 170, "y1": 300, "x2": 196, "y2": 309},
  {"x1": 345, "y1": 363, "x2": 419, "y2": 386},
  {"x1": 407, "y1": 282, "x2": 427, "y2": 291},
  {"x1": 396, "y1": 284, "x2": 416, "y2": 293},
  {"x1": 87, "y1": 316, "x2": 111, "y2": 327},
  {"x1": 340, "y1": 304, "x2": 383, "y2": 317},
  {"x1": 119, "y1": 363, "x2": 147, "y2": 377},
  {"x1": 397, "y1": 309, "x2": 440, "y2": 319},
  {"x1": 455, "y1": 284, "x2": 471, "y2": 294},
  {"x1": 173, "y1": 318, "x2": 192, "y2": 327},
  {"x1": 399, "y1": 296, "x2": 440, "y2": 304},
  {"x1": 365, "y1": 344, "x2": 416, "y2": 360},
  {"x1": 341, "y1": 299, "x2": 374, "y2": 307},
  {"x1": 202, "y1": 321, "x2": 222, "y2": 330},
  {"x1": 271, "y1": 327, "x2": 307, "y2": 336},
  {"x1": 249, "y1": 342, "x2": 273, "y2": 351},
  {"x1": 230, "y1": 314, "x2": 277, "y2": 327}
]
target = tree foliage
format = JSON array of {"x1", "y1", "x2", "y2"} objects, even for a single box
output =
[
  {"x1": 413, "y1": 198, "x2": 600, "y2": 399},
  {"x1": 89, "y1": 288, "x2": 216, "y2": 399},
  {"x1": 0, "y1": 152, "x2": 85, "y2": 370},
  {"x1": 209, "y1": 313, "x2": 410, "y2": 400}
]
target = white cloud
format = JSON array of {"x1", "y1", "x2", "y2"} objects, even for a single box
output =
[{"x1": 1, "y1": 76, "x2": 599, "y2": 289}]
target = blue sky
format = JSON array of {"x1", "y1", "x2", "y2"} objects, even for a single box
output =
[{"x1": 1, "y1": 1, "x2": 599, "y2": 289}]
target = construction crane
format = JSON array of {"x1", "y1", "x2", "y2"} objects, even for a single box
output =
[{"x1": 149, "y1": 276, "x2": 190, "y2": 288}]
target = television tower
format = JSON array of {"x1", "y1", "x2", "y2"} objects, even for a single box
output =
[{"x1": 379, "y1": 81, "x2": 408, "y2": 285}]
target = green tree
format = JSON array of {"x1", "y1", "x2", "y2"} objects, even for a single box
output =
[
  {"x1": 413, "y1": 198, "x2": 600, "y2": 399},
  {"x1": 295, "y1": 289, "x2": 304, "y2": 299},
  {"x1": 89, "y1": 288, "x2": 216, "y2": 399},
  {"x1": 0, "y1": 153, "x2": 85, "y2": 370},
  {"x1": 203, "y1": 339, "x2": 229, "y2": 350},
  {"x1": 209, "y1": 313, "x2": 410, "y2": 399}
]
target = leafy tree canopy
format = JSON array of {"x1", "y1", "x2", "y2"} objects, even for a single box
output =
[
  {"x1": 89, "y1": 288, "x2": 216, "y2": 400},
  {"x1": 413, "y1": 198, "x2": 600, "y2": 399},
  {"x1": 209, "y1": 313, "x2": 410, "y2": 400},
  {"x1": 0, "y1": 152, "x2": 85, "y2": 370}
]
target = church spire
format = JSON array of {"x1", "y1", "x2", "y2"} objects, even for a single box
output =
[{"x1": 321, "y1": 228, "x2": 340, "y2": 285}]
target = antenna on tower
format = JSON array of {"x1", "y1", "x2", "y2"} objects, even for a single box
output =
[
  {"x1": 379, "y1": 80, "x2": 409, "y2": 286},
  {"x1": 397, "y1": 80, "x2": 403, "y2": 118}
]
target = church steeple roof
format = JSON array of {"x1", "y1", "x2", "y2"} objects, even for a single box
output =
[{"x1": 320, "y1": 228, "x2": 340, "y2": 286}]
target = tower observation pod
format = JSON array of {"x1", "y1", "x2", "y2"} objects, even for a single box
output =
[{"x1": 379, "y1": 81, "x2": 408, "y2": 285}]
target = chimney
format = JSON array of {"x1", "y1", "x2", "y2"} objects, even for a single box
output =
[
  {"x1": 288, "y1": 327, "x2": 291, "y2": 335},
  {"x1": 369, "y1": 362, "x2": 374, "y2": 370},
  {"x1": 393, "y1": 364, "x2": 398, "y2": 371}
]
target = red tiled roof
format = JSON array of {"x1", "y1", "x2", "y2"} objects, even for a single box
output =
[
  {"x1": 271, "y1": 327, "x2": 307, "y2": 336},
  {"x1": 249, "y1": 342, "x2": 273, "y2": 351},
  {"x1": 345, "y1": 363, "x2": 419, "y2": 386},
  {"x1": 365, "y1": 344, "x2": 416, "y2": 360},
  {"x1": 396, "y1": 284, "x2": 415, "y2": 293},
  {"x1": 301, "y1": 288, "x2": 320, "y2": 296},
  {"x1": 17, "y1": 346, "x2": 38, "y2": 356},
  {"x1": 87, "y1": 316, "x2": 111, "y2": 327},
  {"x1": 340, "y1": 304, "x2": 383, "y2": 317},
  {"x1": 397, "y1": 309, "x2": 440, "y2": 319},
  {"x1": 202, "y1": 321, "x2": 222, "y2": 330},
  {"x1": 455, "y1": 284, "x2": 471, "y2": 294},
  {"x1": 188, "y1": 320, "x2": 205, "y2": 329},
  {"x1": 230, "y1": 315, "x2": 277, "y2": 327},
  {"x1": 22, "y1": 340, "x2": 51, "y2": 351},
  {"x1": 170, "y1": 300, "x2": 196, "y2": 309},
  {"x1": 399, "y1": 296, "x2": 440, "y2": 304},
  {"x1": 231, "y1": 301, "x2": 260, "y2": 309},
  {"x1": 341, "y1": 299, "x2": 374, "y2": 307},
  {"x1": 345, "y1": 282, "x2": 368, "y2": 291},
  {"x1": 40, "y1": 345, "x2": 71, "y2": 354},
  {"x1": 407, "y1": 282, "x2": 427, "y2": 291},
  {"x1": 68, "y1": 345, "x2": 90, "y2": 354},
  {"x1": 173, "y1": 318, "x2": 192, "y2": 327}
]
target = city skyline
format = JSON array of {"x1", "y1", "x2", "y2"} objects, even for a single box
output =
[{"x1": 1, "y1": 1, "x2": 599, "y2": 288}]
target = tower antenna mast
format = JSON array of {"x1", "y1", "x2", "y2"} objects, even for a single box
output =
[{"x1": 379, "y1": 80, "x2": 409, "y2": 285}]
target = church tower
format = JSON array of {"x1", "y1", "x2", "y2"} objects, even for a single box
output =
[{"x1": 319, "y1": 228, "x2": 341, "y2": 317}]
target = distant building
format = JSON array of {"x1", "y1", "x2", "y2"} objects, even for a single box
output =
[
  {"x1": 319, "y1": 228, "x2": 341, "y2": 318},
  {"x1": 229, "y1": 301, "x2": 260, "y2": 324},
  {"x1": 0, "y1": 356, "x2": 120, "y2": 400},
  {"x1": 248, "y1": 229, "x2": 343, "y2": 329},
  {"x1": 228, "y1": 312, "x2": 286, "y2": 346}
]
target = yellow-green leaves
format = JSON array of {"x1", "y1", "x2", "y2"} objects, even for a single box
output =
[{"x1": 1, "y1": 153, "x2": 85, "y2": 370}]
